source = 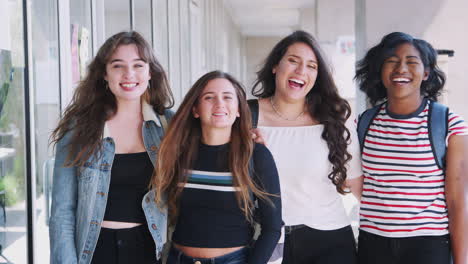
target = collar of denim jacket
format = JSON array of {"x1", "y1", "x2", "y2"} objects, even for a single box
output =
[{"x1": 102, "y1": 100, "x2": 161, "y2": 139}]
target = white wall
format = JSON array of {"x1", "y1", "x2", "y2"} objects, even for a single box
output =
[
  {"x1": 299, "y1": 0, "x2": 357, "y2": 116},
  {"x1": 245, "y1": 36, "x2": 281, "y2": 97},
  {"x1": 190, "y1": 0, "x2": 245, "y2": 85}
]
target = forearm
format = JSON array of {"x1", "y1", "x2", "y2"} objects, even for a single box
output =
[
  {"x1": 248, "y1": 226, "x2": 281, "y2": 263},
  {"x1": 446, "y1": 135, "x2": 468, "y2": 264},
  {"x1": 346, "y1": 175, "x2": 363, "y2": 201},
  {"x1": 447, "y1": 202, "x2": 468, "y2": 264}
]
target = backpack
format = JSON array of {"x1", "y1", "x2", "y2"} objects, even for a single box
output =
[
  {"x1": 357, "y1": 100, "x2": 449, "y2": 170},
  {"x1": 248, "y1": 99, "x2": 260, "y2": 129}
]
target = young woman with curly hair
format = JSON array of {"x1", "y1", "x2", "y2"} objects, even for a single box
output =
[
  {"x1": 153, "y1": 71, "x2": 282, "y2": 264},
  {"x1": 49, "y1": 31, "x2": 174, "y2": 264},
  {"x1": 355, "y1": 32, "x2": 468, "y2": 264},
  {"x1": 250, "y1": 30, "x2": 363, "y2": 264}
]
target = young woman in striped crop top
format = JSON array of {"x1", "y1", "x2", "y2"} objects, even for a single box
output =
[
  {"x1": 152, "y1": 71, "x2": 282, "y2": 264},
  {"x1": 355, "y1": 32, "x2": 468, "y2": 264}
]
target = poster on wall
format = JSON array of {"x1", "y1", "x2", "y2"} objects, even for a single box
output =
[
  {"x1": 71, "y1": 24, "x2": 80, "y2": 85},
  {"x1": 79, "y1": 27, "x2": 89, "y2": 80},
  {"x1": 0, "y1": 49, "x2": 12, "y2": 117}
]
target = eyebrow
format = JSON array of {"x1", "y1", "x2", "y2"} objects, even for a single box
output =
[
  {"x1": 109, "y1": 58, "x2": 145, "y2": 64},
  {"x1": 387, "y1": 55, "x2": 420, "y2": 60},
  {"x1": 201, "y1": 91, "x2": 235, "y2": 96},
  {"x1": 289, "y1": 54, "x2": 318, "y2": 64}
]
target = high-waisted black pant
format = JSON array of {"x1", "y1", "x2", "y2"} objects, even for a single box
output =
[
  {"x1": 282, "y1": 225, "x2": 357, "y2": 264},
  {"x1": 91, "y1": 225, "x2": 157, "y2": 264}
]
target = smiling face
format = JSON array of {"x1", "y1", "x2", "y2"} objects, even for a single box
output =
[
  {"x1": 381, "y1": 43, "x2": 429, "y2": 103},
  {"x1": 272, "y1": 42, "x2": 318, "y2": 102},
  {"x1": 104, "y1": 44, "x2": 151, "y2": 103},
  {"x1": 193, "y1": 78, "x2": 240, "y2": 132}
]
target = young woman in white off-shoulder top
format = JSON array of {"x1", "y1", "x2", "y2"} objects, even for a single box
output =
[{"x1": 249, "y1": 30, "x2": 363, "y2": 264}]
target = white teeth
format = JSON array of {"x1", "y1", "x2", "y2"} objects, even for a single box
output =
[
  {"x1": 213, "y1": 113, "x2": 226, "y2": 116},
  {"x1": 121, "y1": 83, "x2": 137, "y2": 88},
  {"x1": 392, "y1": 78, "x2": 410, "y2": 82},
  {"x1": 289, "y1": 78, "x2": 305, "y2": 85}
]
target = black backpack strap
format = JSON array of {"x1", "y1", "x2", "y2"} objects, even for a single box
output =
[
  {"x1": 428, "y1": 100, "x2": 449, "y2": 170},
  {"x1": 357, "y1": 103, "x2": 383, "y2": 153},
  {"x1": 248, "y1": 99, "x2": 259, "y2": 129}
]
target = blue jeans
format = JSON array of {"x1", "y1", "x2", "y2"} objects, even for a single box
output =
[
  {"x1": 357, "y1": 230, "x2": 451, "y2": 264},
  {"x1": 167, "y1": 246, "x2": 248, "y2": 264}
]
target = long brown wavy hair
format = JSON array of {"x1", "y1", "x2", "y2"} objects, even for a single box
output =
[
  {"x1": 252, "y1": 30, "x2": 352, "y2": 194},
  {"x1": 51, "y1": 31, "x2": 174, "y2": 166},
  {"x1": 152, "y1": 71, "x2": 270, "y2": 224}
]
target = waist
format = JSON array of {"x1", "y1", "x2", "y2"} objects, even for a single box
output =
[
  {"x1": 171, "y1": 244, "x2": 247, "y2": 259},
  {"x1": 104, "y1": 193, "x2": 147, "y2": 222},
  {"x1": 101, "y1": 220, "x2": 143, "y2": 229}
]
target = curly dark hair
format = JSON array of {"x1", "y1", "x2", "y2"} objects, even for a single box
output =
[
  {"x1": 355, "y1": 31, "x2": 446, "y2": 106},
  {"x1": 51, "y1": 31, "x2": 174, "y2": 166},
  {"x1": 252, "y1": 30, "x2": 352, "y2": 194}
]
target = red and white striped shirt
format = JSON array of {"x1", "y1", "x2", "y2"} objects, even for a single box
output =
[{"x1": 359, "y1": 100, "x2": 468, "y2": 237}]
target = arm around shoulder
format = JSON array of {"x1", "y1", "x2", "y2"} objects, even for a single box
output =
[
  {"x1": 445, "y1": 134, "x2": 468, "y2": 264},
  {"x1": 49, "y1": 132, "x2": 79, "y2": 264}
]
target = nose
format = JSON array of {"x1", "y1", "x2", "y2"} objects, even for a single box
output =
[
  {"x1": 295, "y1": 62, "x2": 307, "y2": 75},
  {"x1": 214, "y1": 96, "x2": 225, "y2": 106},
  {"x1": 395, "y1": 62, "x2": 409, "y2": 74},
  {"x1": 123, "y1": 67, "x2": 135, "y2": 79}
]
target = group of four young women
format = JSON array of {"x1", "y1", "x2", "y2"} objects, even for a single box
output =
[{"x1": 49, "y1": 29, "x2": 468, "y2": 264}]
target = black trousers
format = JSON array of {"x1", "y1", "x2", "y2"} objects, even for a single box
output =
[
  {"x1": 282, "y1": 225, "x2": 357, "y2": 264},
  {"x1": 357, "y1": 230, "x2": 451, "y2": 264},
  {"x1": 91, "y1": 225, "x2": 158, "y2": 264}
]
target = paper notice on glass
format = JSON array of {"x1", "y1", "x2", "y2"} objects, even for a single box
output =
[
  {"x1": 79, "y1": 27, "x2": 89, "y2": 79},
  {"x1": 71, "y1": 24, "x2": 80, "y2": 85}
]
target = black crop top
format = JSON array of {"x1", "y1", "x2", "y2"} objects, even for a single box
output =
[
  {"x1": 172, "y1": 143, "x2": 282, "y2": 263},
  {"x1": 103, "y1": 152, "x2": 153, "y2": 223}
]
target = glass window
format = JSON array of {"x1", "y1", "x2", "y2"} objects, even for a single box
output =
[
  {"x1": 105, "y1": 0, "x2": 131, "y2": 38},
  {"x1": 0, "y1": 0, "x2": 28, "y2": 262},
  {"x1": 168, "y1": 0, "x2": 181, "y2": 107},
  {"x1": 179, "y1": 0, "x2": 191, "y2": 97},
  {"x1": 134, "y1": 0, "x2": 152, "y2": 43},
  {"x1": 31, "y1": 0, "x2": 60, "y2": 262},
  {"x1": 70, "y1": 0, "x2": 93, "y2": 83},
  {"x1": 153, "y1": 0, "x2": 169, "y2": 70}
]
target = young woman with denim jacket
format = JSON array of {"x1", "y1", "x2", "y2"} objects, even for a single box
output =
[
  {"x1": 49, "y1": 31, "x2": 174, "y2": 264},
  {"x1": 153, "y1": 71, "x2": 282, "y2": 264}
]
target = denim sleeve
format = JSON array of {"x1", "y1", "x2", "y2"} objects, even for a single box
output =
[
  {"x1": 249, "y1": 144, "x2": 282, "y2": 264},
  {"x1": 49, "y1": 131, "x2": 78, "y2": 264}
]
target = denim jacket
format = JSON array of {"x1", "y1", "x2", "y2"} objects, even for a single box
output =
[{"x1": 49, "y1": 102, "x2": 174, "y2": 264}]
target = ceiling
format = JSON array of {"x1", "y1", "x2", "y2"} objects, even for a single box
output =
[{"x1": 223, "y1": 0, "x2": 316, "y2": 36}]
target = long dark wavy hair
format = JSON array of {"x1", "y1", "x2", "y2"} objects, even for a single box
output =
[
  {"x1": 152, "y1": 71, "x2": 270, "y2": 224},
  {"x1": 355, "y1": 32, "x2": 446, "y2": 106},
  {"x1": 51, "y1": 31, "x2": 174, "y2": 166},
  {"x1": 252, "y1": 30, "x2": 351, "y2": 194}
]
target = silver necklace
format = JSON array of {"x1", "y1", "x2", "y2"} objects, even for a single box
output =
[{"x1": 270, "y1": 97, "x2": 305, "y2": 121}]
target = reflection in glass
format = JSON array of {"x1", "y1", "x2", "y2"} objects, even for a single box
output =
[
  {"x1": 70, "y1": 1, "x2": 93, "y2": 83},
  {"x1": 0, "y1": 0, "x2": 27, "y2": 262}
]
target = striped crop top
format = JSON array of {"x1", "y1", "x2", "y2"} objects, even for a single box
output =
[{"x1": 172, "y1": 142, "x2": 282, "y2": 263}]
